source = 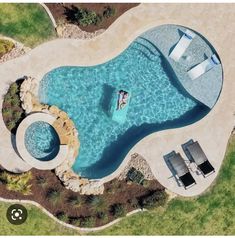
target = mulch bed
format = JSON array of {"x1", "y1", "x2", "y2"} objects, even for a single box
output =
[
  {"x1": 0, "y1": 167, "x2": 164, "y2": 227},
  {"x1": 45, "y1": 3, "x2": 139, "y2": 33}
]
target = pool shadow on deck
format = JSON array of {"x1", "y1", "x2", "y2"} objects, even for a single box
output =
[{"x1": 79, "y1": 103, "x2": 210, "y2": 179}]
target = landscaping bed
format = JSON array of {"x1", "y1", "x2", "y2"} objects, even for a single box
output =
[
  {"x1": 0, "y1": 167, "x2": 166, "y2": 228},
  {"x1": 46, "y1": 3, "x2": 139, "y2": 33},
  {"x1": 2, "y1": 79, "x2": 26, "y2": 134}
]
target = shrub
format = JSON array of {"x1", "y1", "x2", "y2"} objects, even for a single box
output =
[
  {"x1": 76, "y1": 9, "x2": 96, "y2": 26},
  {"x1": 80, "y1": 216, "x2": 96, "y2": 228},
  {"x1": 90, "y1": 196, "x2": 107, "y2": 213},
  {"x1": 67, "y1": 195, "x2": 82, "y2": 207},
  {"x1": 140, "y1": 190, "x2": 168, "y2": 209},
  {"x1": 56, "y1": 211, "x2": 69, "y2": 223},
  {"x1": 2, "y1": 81, "x2": 25, "y2": 134},
  {"x1": 127, "y1": 197, "x2": 140, "y2": 209},
  {"x1": 103, "y1": 6, "x2": 116, "y2": 18},
  {"x1": 46, "y1": 189, "x2": 62, "y2": 205},
  {"x1": 0, "y1": 171, "x2": 32, "y2": 195},
  {"x1": 110, "y1": 203, "x2": 126, "y2": 218},
  {"x1": 126, "y1": 167, "x2": 145, "y2": 185},
  {"x1": 142, "y1": 180, "x2": 151, "y2": 188},
  {"x1": 6, "y1": 120, "x2": 16, "y2": 130},
  {"x1": 70, "y1": 217, "x2": 82, "y2": 227},
  {"x1": 96, "y1": 211, "x2": 108, "y2": 223},
  {"x1": 9, "y1": 82, "x2": 19, "y2": 95},
  {"x1": 73, "y1": 8, "x2": 103, "y2": 27},
  {"x1": 36, "y1": 176, "x2": 48, "y2": 188},
  {"x1": 0, "y1": 39, "x2": 14, "y2": 57},
  {"x1": 2, "y1": 108, "x2": 12, "y2": 117}
]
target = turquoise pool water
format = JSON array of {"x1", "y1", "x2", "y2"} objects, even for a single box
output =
[
  {"x1": 39, "y1": 37, "x2": 209, "y2": 178},
  {"x1": 25, "y1": 121, "x2": 60, "y2": 161}
]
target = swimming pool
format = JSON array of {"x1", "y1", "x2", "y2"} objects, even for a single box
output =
[
  {"x1": 39, "y1": 37, "x2": 209, "y2": 178},
  {"x1": 25, "y1": 121, "x2": 60, "y2": 161}
]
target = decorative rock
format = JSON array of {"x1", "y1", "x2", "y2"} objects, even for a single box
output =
[
  {"x1": 0, "y1": 36, "x2": 31, "y2": 64},
  {"x1": 118, "y1": 154, "x2": 156, "y2": 181},
  {"x1": 56, "y1": 23, "x2": 105, "y2": 40}
]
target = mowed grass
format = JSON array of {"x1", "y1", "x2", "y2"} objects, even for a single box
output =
[
  {"x1": 0, "y1": 3, "x2": 56, "y2": 47},
  {"x1": 0, "y1": 202, "x2": 80, "y2": 235},
  {"x1": 0, "y1": 135, "x2": 234, "y2": 235}
]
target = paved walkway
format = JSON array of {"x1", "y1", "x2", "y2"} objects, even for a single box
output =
[{"x1": 0, "y1": 3, "x2": 235, "y2": 196}]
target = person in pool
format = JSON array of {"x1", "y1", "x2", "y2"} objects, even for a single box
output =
[
  {"x1": 117, "y1": 90, "x2": 124, "y2": 110},
  {"x1": 118, "y1": 91, "x2": 129, "y2": 110}
]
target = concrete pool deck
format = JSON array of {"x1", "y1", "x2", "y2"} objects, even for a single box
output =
[{"x1": 0, "y1": 3, "x2": 235, "y2": 196}]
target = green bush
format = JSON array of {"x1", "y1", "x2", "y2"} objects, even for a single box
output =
[
  {"x1": 103, "y1": 6, "x2": 116, "y2": 18},
  {"x1": 0, "y1": 171, "x2": 32, "y2": 195},
  {"x1": 96, "y1": 211, "x2": 108, "y2": 223},
  {"x1": 46, "y1": 189, "x2": 62, "y2": 205},
  {"x1": 90, "y1": 196, "x2": 106, "y2": 213},
  {"x1": 0, "y1": 39, "x2": 14, "y2": 57},
  {"x1": 67, "y1": 195, "x2": 82, "y2": 207},
  {"x1": 110, "y1": 203, "x2": 126, "y2": 218},
  {"x1": 2, "y1": 81, "x2": 25, "y2": 133},
  {"x1": 56, "y1": 212, "x2": 69, "y2": 223},
  {"x1": 36, "y1": 176, "x2": 48, "y2": 189},
  {"x1": 142, "y1": 180, "x2": 151, "y2": 188},
  {"x1": 80, "y1": 216, "x2": 96, "y2": 228},
  {"x1": 140, "y1": 190, "x2": 168, "y2": 209},
  {"x1": 127, "y1": 197, "x2": 140, "y2": 209},
  {"x1": 74, "y1": 8, "x2": 103, "y2": 27}
]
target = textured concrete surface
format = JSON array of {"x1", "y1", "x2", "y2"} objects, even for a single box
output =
[{"x1": 0, "y1": 3, "x2": 234, "y2": 196}]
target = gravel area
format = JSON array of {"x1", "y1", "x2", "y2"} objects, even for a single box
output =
[
  {"x1": 118, "y1": 153, "x2": 156, "y2": 180},
  {"x1": 57, "y1": 23, "x2": 105, "y2": 40},
  {"x1": 0, "y1": 37, "x2": 30, "y2": 64}
]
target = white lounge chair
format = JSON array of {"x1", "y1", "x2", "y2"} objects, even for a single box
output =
[
  {"x1": 187, "y1": 54, "x2": 220, "y2": 80},
  {"x1": 169, "y1": 29, "x2": 196, "y2": 62}
]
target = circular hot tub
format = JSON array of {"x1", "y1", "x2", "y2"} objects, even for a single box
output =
[
  {"x1": 25, "y1": 121, "x2": 60, "y2": 161},
  {"x1": 16, "y1": 112, "x2": 68, "y2": 170}
]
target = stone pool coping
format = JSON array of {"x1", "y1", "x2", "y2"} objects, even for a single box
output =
[
  {"x1": 16, "y1": 112, "x2": 68, "y2": 170},
  {"x1": 0, "y1": 3, "x2": 234, "y2": 197}
]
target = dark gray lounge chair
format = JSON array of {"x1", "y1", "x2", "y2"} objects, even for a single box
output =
[
  {"x1": 186, "y1": 141, "x2": 215, "y2": 177},
  {"x1": 168, "y1": 152, "x2": 196, "y2": 189}
]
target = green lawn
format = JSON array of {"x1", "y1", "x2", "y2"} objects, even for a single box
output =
[
  {"x1": 0, "y1": 3, "x2": 56, "y2": 47},
  {"x1": 0, "y1": 135, "x2": 234, "y2": 235},
  {"x1": 0, "y1": 203, "x2": 79, "y2": 235}
]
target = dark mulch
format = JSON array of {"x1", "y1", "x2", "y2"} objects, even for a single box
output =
[
  {"x1": 0, "y1": 167, "x2": 164, "y2": 227},
  {"x1": 45, "y1": 3, "x2": 139, "y2": 33}
]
